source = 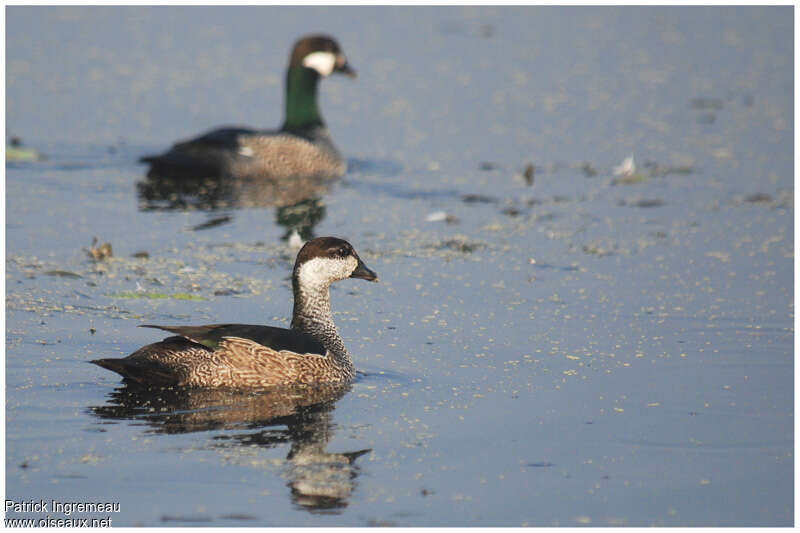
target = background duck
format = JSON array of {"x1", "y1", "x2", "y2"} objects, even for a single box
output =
[
  {"x1": 141, "y1": 34, "x2": 356, "y2": 181},
  {"x1": 91, "y1": 237, "x2": 377, "y2": 388}
]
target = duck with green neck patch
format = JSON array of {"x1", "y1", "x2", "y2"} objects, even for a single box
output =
[{"x1": 141, "y1": 35, "x2": 356, "y2": 181}]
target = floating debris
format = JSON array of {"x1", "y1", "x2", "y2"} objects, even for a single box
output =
[
  {"x1": 6, "y1": 137, "x2": 45, "y2": 162},
  {"x1": 192, "y1": 215, "x2": 232, "y2": 231},
  {"x1": 132, "y1": 251, "x2": 150, "y2": 259},
  {"x1": 426, "y1": 211, "x2": 447, "y2": 222},
  {"x1": 214, "y1": 288, "x2": 242, "y2": 296},
  {"x1": 612, "y1": 173, "x2": 646, "y2": 185},
  {"x1": 220, "y1": 514, "x2": 257, "y2": 521},
  {"x1": 6, "y1": 146, "x2": 44, "y2": 162},
  {"x1": 44, "y1": 270, "x2": 82, "y2": 278},
  {"x1": 743, "y1": 193, "x2": 773, "y2": 204},
  {"x1": 732, "y1": 191, "x2": 793, "y2": 209},
  {"x1": 611, "y1": 155, "x2": 649, "y2": 184},
  {"x1": 86, "y1": 237, "x2": 113, "y2": 261},
  {"x1": 425, "y1": 211, "x2": 458, "y2": 223},
  {"x1": 462, "y1": 194, "x2": 497, "y2": 204},
  {"x1": 436, "y1": 238, "x2": 485, "y2": 254},
  {"x1": 629, "y1": 199, "x2": 666, "y2": 208},
  {"x1": 479, "y1": 161, "x2": 499, "y2": 171},
  {"x1": 582, "y1": 243, "x2": 614, "y2": 256},
  {"x1": 580, "y1": 162, "x2": 598, "y2": 177},
  {"x1": 613, "y1": 155, "x2": 636, "y2": 177},
  {"x1": 523, "y1": 163, "x2": 534, "y2": 186},
  {"x1": 643, "y1": 161, "x2": 693, "y2": 177}
]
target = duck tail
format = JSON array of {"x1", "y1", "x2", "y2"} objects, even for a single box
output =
[
  {"x1": 90, "y1": 358, "x2": 177, "y2": 387},
  {"x1": 90, "y1": 357, "x2": 129, "y2": 375}
]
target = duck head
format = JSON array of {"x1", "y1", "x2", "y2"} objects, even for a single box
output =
[
  {"x1": 293, "y1": 237, "x2": 377, "y2": 290},
  {"x1": 290, "y1": 34, "x2": 356, "y2": 78}
]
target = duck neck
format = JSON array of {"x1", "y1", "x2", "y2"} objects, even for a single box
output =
[
  {"x1": 282, "y1": 66, "x2": 324, "y2": 134},
  {"x1": 290, "y1": 279, "x2": 352, "y2": 372}
]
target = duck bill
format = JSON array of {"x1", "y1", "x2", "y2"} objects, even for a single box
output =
[
  {"x1": 350, "y1": 258, "x2": 377, "y2": 281},
  {"x1": 336, "y1": 62, "x2": 357, "y2": 78}
]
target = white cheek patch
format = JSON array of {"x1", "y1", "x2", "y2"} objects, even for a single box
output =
[
  {"x1": 302, "y1": 51, "x2": 337, "y2": 77},
  {"x1": 297, "y1": 256, "x2": 357, "y2": 287}
]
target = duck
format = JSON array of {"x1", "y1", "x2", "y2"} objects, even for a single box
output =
[
  {"x1": 91, "y1": 237, "x2": 378, "y2": 388},
  {"x1": 140, "y1": 34, "x2": 356, "y2": 181}
]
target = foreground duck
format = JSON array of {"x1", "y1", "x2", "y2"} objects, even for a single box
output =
[
  {"x1": 141, "y1": 34, "x2": 356, "y2": 180},
  {"x1": 92, "y1": 237, "x2": 377, "y2": 388}
]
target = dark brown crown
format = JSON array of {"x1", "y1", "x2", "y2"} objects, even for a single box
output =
[
  {"x1": 292, "y1": 237, "x2": 377, "y2": 282},
  {"x1": 289, "y1": 35, "x2": 342, "y2": 67},
  {"x1": 294, "y1": 236, "x2": 354, "y2": 268}
]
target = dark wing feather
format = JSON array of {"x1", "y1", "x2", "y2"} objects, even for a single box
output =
[
  {"x1": 140, "y1": 127, "x2": 259, "y2": 164},
  {"x1": 140, "y1": 324, "x2": 326, "y2": 356},
  {"x1": 173, "y1": 127, "x2": 258, "y2": 151}
]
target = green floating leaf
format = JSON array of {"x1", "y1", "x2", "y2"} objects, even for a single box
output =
[
  {"x1": 612, "y1": 173, "x2": 647, "y2": 185},
  {"x1": 6, "y1": 147, "x2": 43, "y2": 162},
  {"x1": 44, "y1": 270, "x2": 82, "y2": 278},
  {"x1": 171, "y1": 293, "x2": 208, "y2": 301},
  {"x1": 108, "y1": 292, "x2": 207, "y2": 301}
]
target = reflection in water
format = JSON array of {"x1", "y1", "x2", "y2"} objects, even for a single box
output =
[
  {"x1": 136, "y1": 171, "x2": 330, "y2": 241},
  {"x1": 275, "y1": 197, "x2": 326, "y2": 242},
  {"x1": 89, "y1": 383, "x2": 370, "y2": 513},
  {"x1": 136, "y1": 157, "x2": 403, "y2": 240}
]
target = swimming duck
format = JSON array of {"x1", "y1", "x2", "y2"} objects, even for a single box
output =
[
  {"x1": 140, "y1": 34, "x2": 356, "y2": 180},
  {"x1": 91, "y1": 237, "x2": 377, "y2": 388}
]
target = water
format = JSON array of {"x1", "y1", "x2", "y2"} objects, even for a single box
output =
[{"x1": 6, "y1": 6, "x2": 793, "y2": 526}]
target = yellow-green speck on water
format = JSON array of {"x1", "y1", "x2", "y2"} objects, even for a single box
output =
[{"x1": 6, "y1": 146, "x2": 44, "y2": 162}]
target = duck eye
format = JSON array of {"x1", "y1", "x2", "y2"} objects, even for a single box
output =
[{"x1": 337, "y1": 247, "x2": 349, "y2": 257}]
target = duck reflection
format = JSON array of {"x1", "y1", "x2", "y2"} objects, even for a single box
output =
[
  {"x1": 89, "y1": 383, "x2": 370, "y2": 513},
  {"x1": 275, "y1": 197, "x2": 326, "y2": 242},
  {"x1": 136, "y1": 171, "x2": 329, "y2": 241}
]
